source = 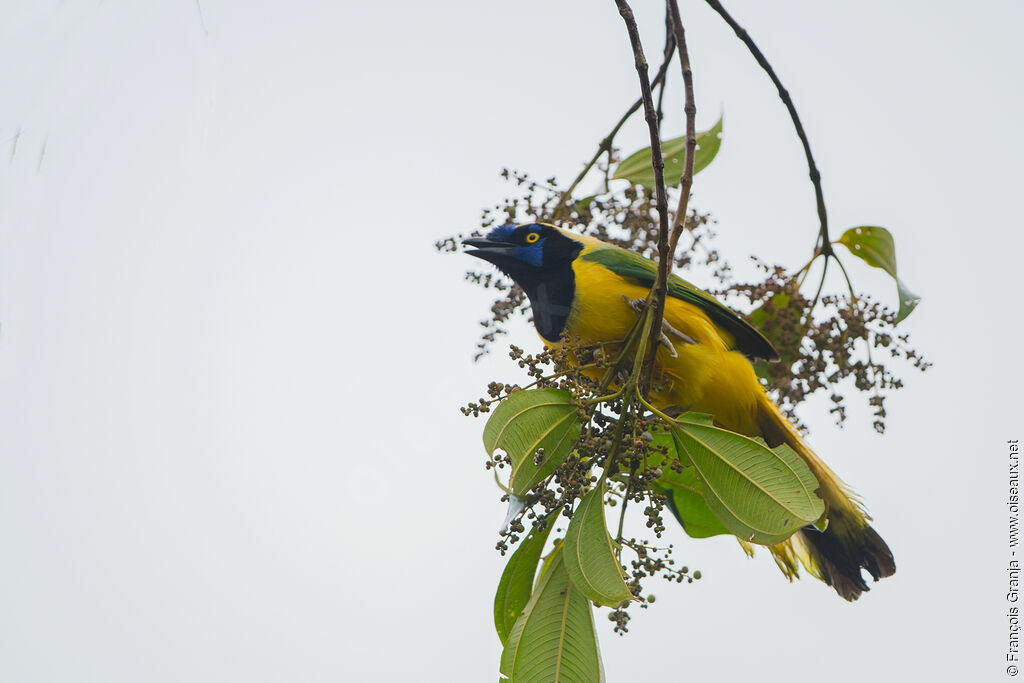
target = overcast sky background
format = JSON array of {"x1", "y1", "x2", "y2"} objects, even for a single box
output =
[{"x1": 0, "y1": 1, "x2": 1021, "y2": 681}]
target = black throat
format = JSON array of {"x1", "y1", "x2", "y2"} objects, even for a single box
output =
[{"x1": 519, "y1": 264, "x2": 576, "y2": 343}]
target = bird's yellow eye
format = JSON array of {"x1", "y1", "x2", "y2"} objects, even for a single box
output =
[{"x1": 525, "y1": 232, "x2": 540, "y2": 244}]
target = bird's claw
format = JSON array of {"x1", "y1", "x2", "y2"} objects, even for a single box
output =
[
  {"x1": 659, "y1": 331, "x2": 679, "y2": 358},
  {"x1": 623, "y1": 296, "x2": 645, "y2": 315},
  {"x1": 621, "y1": 296, "x2": 697, "y2": 359},
  {"x1": 661, "y1": 317, "x2": 697, "y2": 346}
]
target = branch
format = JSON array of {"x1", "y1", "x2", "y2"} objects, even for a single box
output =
[
  {"x1": 666, "y1": 0, "x2": 697, "y2": 264},
  {"x1": 703, "y1": 0, "x2": 832, "y2": 255},
  {"x1": 616, "y1": 463, "x2": 636, "y2": 545},
  {"x1": 555, "y1": 24, "x2": 677, "y2": 216},
  {"x1": 613, "y1": 0, "x2": 672, "y2": 396},
  {"x1": 642, "y1": 0, "x2": 699, "y2": 390},
  {"x1": 655, "y1": 5, "x2": 673, "y2": 126}
]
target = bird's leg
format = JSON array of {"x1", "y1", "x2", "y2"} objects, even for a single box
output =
[{"x1": 621, "y1": 296, "x2": 697, "y2": 359}]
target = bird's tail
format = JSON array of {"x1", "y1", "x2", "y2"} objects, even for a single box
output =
[{"x1": 754, "y1": 394, "x2": 896, "y2": 601}]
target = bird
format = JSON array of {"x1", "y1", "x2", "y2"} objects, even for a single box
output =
[{"x1": 464, "y1": 222, "x2": 895, "y2": 601}]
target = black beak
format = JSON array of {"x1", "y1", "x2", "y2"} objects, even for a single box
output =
[{"x1": 462, "y1": 237, "x2": 518, "y2": 261}]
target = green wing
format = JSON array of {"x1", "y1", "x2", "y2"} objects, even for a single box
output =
[{"x1": 581, "y1": 245, "x2": 779, "y2": 361}]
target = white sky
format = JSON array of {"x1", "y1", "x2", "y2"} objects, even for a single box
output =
[{"x1": 0, "y1": 1, "x2": 1021, "y2": 681}]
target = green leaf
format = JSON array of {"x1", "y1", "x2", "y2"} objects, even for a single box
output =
[
  {"x1": 572, "y1": 194, "x2": 599, "y2": 213},
  {"x1": 500, "y1": 546, "x2": 605, "y2": 683},
  {"x1": 746, "y1": 292, "x2": 809, "y2": 380},
  {"x1": 483, "y1": 389, "x2": 582, "y2": 496},
  {"x1": 563, "y1": 486, "x2": 632, "y2": 607},
  {"x1": 837, "y1": 225, "x2": 921, "y2": 322},
  {"x1": 671, "y1": 423, "x2": 824, "y2": 545},
  {"x1": 747, "y1": 293, "x2": 791, "y2": 329},
  {"x1": 662, "y1": 481, "x2": 733, "y2": 539},
  {"x1": 647, "y1": 430, "x2": 731, "y2": 539},
  {"x1": 894, "y1": 279, "x2": 920, "y2": 323},
  {"x1": 611, "y1": 115, "x2": 723, "y2": 189},
  {"x1": 535, "y1": 542, "x2": 562, "y2": 589},
  {"x1": 671, "y1": 411, "x2": 714, "y2": 426},
  {"x1": 494, "y1": 516, "x2": 557, "y2": 645}
]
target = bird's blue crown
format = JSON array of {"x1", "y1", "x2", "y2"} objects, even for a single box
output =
[{"x1": 485, "y1": 224, "x2": 516, "y2": 242}]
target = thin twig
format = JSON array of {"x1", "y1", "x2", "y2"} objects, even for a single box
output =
[
  {"x1": 598, "y1": 401, "x2": 633, "y2": 486},
  {"x1": 603, "y1": 147, "x2": 613, "y2": 193},
  {"x1": 655, "y1": 75, "x2": 668, "y2": 127},
  {"x1": 37, "y1": 138, "x2": 47, "y2": 172},
  {"x1": 642, "y1": 0, "x2": 698, "y2": 390},
  {"x1": 808, "y1": 254, "x2": 830, "y2": 312},
  {"x1": 555, "y1": 18, "x2": 676, "y2": 216},
  {"x1": 616, "y1": 464, "x2": 636, "y2": 544},
  {"x1": 614, "y1": 0, "x2": 672, "y2": 396},
  {"x1": 194, "y1": 0, "x2": 209, "y2": 36},
  {"x1": 655, "y1": 5, "x2": 673, "y2": 126},
  {"x1": 9, "y1": 127, "x2": 20, "y2": 162},
  {"x1": 666, "y1": 0, "x2": 697, "y2": 265},
  {"x1": 834, "y1": 254, "x2": 856, "y2": 299},
  {"x1": 703, "y1": 0, "x2": 831, "y2": 255}
]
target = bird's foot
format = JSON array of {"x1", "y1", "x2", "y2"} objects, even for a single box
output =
[{"x1": 621, "y1": 296, "x2": 697, "y2": 359}]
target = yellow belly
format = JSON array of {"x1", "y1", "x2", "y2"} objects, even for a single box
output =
[{"x1": 546, "y1": 258, "x2": 762, "y2": 436}]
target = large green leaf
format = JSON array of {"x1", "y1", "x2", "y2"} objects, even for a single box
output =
[
  {"x1": 611, "y1": 115, "x2": 723, "y2": 189},
  {"x1": 500, "y1": 546, "x2": 605, "y2": 683},
  {"x1": 671, "y1": 423, "x2": 824, "y2": 545},
  {"x1": 672, "y1": 411, "x2": 714, "y2": 426},
  {"x1": 662, "y1": 481, "x2": 733, "y2": 539},
  {"x1": 483, "y1": 389, "x2": 582, "y2": 496},
  {"x1": 563, "y1": 487, "x2": 632, "y2": 607},
  {"x1": 648, "y1": 430, "x2": 731, "y2": 539},
  {"x1": 494, "y1": 516, "x2": 557, "y2": 645},
  {"x1": 837, "y1": 225, "x2": 920, "y2": 323}
]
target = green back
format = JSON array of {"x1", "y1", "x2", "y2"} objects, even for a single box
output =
[{"x1": 581, "y1": 245, "x2": 779, "y2": 361}]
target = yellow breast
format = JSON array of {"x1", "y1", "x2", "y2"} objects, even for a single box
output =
[
  {"x1": 565, "y1": 257, "x2": 726, "y2": 349},
  {"x1": 545, "y1": 254, "x2": 762, "y2": 435}
]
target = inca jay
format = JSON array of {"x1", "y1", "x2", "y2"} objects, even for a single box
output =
[{"x1": 464, "y1": 222, "x2": 895, "y2": 601}]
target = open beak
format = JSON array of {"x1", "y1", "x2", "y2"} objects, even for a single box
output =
[{"x1": 462, "y1": 237, "x2": 518, "y2": 261}]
